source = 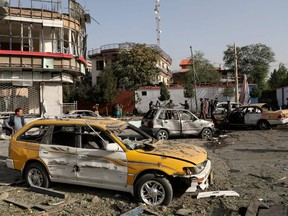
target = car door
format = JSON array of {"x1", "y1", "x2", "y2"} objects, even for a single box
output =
[
  {"x1": 38, "y1": 125, "x2": 78, "y2": 181},
  {"x1": 76, "y1": 126, "x2": 128, "y2": 190},
  {"x1": 244, "y1": 107, "x2": 262, "y2": 125},
  {"x1": 160, "y1": 110, "x2": 181, "y2": 135},
  {"x1": 180, "y1": 110, "x2": 200, "y2": 135}
]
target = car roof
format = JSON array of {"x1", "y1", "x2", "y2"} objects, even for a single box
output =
[
  {"x1": 68, "y1": 110, "x2": 94, "y2": 113},
  {"x1": 27, "y1": 118, "x2": 128, "y2": 131}
]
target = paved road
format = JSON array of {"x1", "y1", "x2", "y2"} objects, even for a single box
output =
[{"x1": 0, "y1": 140, "x2": 9, "y2": 159}]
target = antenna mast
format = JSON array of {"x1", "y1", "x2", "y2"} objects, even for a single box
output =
[{"x1": 154, "y1": 0, "x2": 160, "y2": 47}]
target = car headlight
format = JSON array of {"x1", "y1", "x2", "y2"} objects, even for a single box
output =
[{"x1": 183, "y1": 160, "x2": 207, "y2": 175}]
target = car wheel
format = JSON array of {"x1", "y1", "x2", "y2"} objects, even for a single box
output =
[
  {"x1": 156, "y1": 129, "x2": 169, "y2": 140},
  {"x1": 201, "y1": 128, "x2": 212, "y2": 139},
  {"x1": 257, "y1": 120, "x2": 270, "y2": 130},
  {"x1": 25, "y1": 163, "x2": 50, "y2": 188},
  {"x1": 135, "y1": 173, "x2": 173, "y2": 206}
]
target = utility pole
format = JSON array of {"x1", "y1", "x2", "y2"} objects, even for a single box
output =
[
  {"x1": 234, "y1": 43, "x2": 239, "y2": 103},
  {"x1": 190, "y1": 46, "x2": 198, "y2": 113},
  {"x1": 154, "y1": 0, "x2": 160, "y2": 47}
]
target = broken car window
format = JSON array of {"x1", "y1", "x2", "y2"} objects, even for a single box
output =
[{"x1": 17, "y1": 125, "x2": 50, "y2": 143}]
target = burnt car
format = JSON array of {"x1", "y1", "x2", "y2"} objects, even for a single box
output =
[
  {"x1": 140, "y1": 108, "x2": 214, "y2": 140},
  {"x1": 213, "y1": 103, "x2": 288, "y2": 130},
  {"x1": 6, "y1": 118, "x2": 213, "y2": 206}
]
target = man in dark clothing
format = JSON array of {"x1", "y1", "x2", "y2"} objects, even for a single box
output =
[
  {"x1": 199, "y1": 98, "x2": 205, "y2": 119},
  {"x1": 3, "y1": 107, "x2": 26, "y2": 135},
  {"x1": 180, "y1": 100, "x2": 189, "y2": 110}
]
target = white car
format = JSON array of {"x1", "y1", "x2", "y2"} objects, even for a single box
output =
[
  {"x1": 140, "y1": 108, "x2": 215, "y2": 140},
  {"x1": 65, "y1": 110, "x2": 101, "y2": 118},
  {"x1": 214, "y1": 102, "x2": 242, "y2": 114}
]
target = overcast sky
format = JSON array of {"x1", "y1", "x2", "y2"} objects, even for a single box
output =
[{"x1": 77, "y1": 0, "x2": 288, "y2": 71}]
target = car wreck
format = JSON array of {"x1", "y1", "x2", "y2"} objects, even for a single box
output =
[
  {"x1": 6, "y1": 118, "x2": 213, "y2": 206},
  {"x1": 213, "y1": 103, "x2": 288, "y2": 130}
]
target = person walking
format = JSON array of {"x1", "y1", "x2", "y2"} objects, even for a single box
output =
[
  {"x1": 204, "y1": 98, "x2": 209, "y2": 119},
  {"x1": 149, "y1": 101, "x2": 154, "y2": 110},
  {"x1": 3, "y1": 107, "x2": 26, "y2": 135},
  {"x1": 166, "y1": 100, "x2": 176, "y2": 108},
  {"x1": 180, "y1": 100, "x2": 189, "y2": 110},
  {"x1": 227, "y1": 100, "x2": 232, "y2": 115},
  {"x1": 210, "y1": 99, "x2": 215, "y2": 117},
  {"x1": 199, "y1": 98, "x2": 205, "y2": 119}
]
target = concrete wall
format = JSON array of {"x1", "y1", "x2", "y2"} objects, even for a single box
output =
[
  {"x1": 277, "y1": 86, "x2": 288, "y2": 108},
  {"x1": 135, "y1": 86, "x2": 236, "y2": 114},
  {"x1": 40, "y1": 83, "x2": 63, "y2": 117}
]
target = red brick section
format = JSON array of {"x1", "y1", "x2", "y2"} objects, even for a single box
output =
[{"x1": 78, "y1": 91, "x2": 135, "y2": 116}]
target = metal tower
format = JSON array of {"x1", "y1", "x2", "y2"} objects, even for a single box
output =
[{"x1": 154, "y1": 0, "x2": 160, "y2": 47}]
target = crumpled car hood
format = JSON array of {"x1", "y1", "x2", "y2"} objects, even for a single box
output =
[{"x1": 137, "y1": 141, "x2": 208, "y2": 165}]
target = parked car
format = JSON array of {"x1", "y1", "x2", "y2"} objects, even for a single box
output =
[
  {"x1": 6, "y1": 118, "x2": 213, "y2": 206},
  {"x1": 65, "y1": 110, "x2": 101, "y2": 118},
  {"x1": 213, "y1": 103, "x2": 288, "y2": 130},
  {"x1": 140, "y1": 108, "x2": 214, "y2": 140},
  {"x1": 214, "y1": 102, "x2": 242, "y2": 115}
]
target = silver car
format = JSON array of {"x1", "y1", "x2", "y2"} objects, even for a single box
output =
[{"x1": 140, "y1": 108, "x2": 214, "y2": 140}]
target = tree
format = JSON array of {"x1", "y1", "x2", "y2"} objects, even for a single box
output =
[
  {"x1": 223, "y1": 43, "x2": 275, "y2": 90},
  {"x1": 112, "y1": 44, "x2": 161, "y2": 90},
  {"x1": 191, "y1": 51, "x2": 221, "y2": 85},
  {"x1": 223, "y1": 85, "x2": 234, "y2": 99},
  {"x1": 158, "y1": 82, "x2": 170, "y2": 102},
  {"x1": 268, "y1": 63, "x2": 288, "y2": 89},
  {"x1": 93, "y1": 67, "x2": 117, "y2": 115},
  {"x1": 183, "y1": 71, "x2": 195, "y2": 109}
]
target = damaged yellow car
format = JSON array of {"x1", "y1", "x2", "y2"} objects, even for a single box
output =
[{"x1": 6, "y1": 118, "x2": 212, "y2": 205}]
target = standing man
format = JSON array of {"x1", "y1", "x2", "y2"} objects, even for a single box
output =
[
  {"x1": 180, "y1": 100, "x2": 189, "y2": 110},
  {"x1": 166, "y1": 100, "x2": 176, "y2": 108},
  {"x1": 149, "y1": 101, "x2": 154, "y2": 110},
  {"x1": 3, "y1": 107, "x2": 26, "y2": 135},
  {"x1": 199, "y1": 98, "x2": 205, "y2": 119}
]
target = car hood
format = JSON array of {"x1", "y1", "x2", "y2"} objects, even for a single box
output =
[{"x1": 136, "y1": 141, "x2": 208, "y2": 165}]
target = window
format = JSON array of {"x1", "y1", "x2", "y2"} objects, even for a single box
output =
[
  {"x1": 18, "y1": 125, "x2": 50, "y2": 143},
  {"x1": 80, "y1": 126, "x2": 114, "y2": 150},
  {"x1": 96, "y1": 60, "x2": 104, "y2": 70},
  {"x1": 51, "y1": 125, "x2": 78, "y2": 147},
  {"x1": 142, "y1": 91, "x2": 147, "y2": 96}
]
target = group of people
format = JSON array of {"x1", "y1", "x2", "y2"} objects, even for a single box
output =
[
  {"x1": 199, "y1": 98, "x2": 219, "y2": 119},
  {"x1": 149, "y1": 99, "x2": 190, "y2": 110}
]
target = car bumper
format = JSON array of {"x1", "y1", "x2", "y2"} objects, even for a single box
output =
[
  {"x1": 268, "y1": 118, "x2": 288, "y2": 125},
  {"x1": 185, "y1": 159, "x2": 212, "y2": 192}
]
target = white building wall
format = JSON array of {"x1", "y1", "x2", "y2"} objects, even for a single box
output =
[
  {"x1": 40, "y1": 83, "x2": 63, "y2": 117},
  {"x1": 135, "y1": 86, "x2": 236, "y2": 114},
  {"x1": 276, "y1": 86, "x2": 288, "y2": 108}
]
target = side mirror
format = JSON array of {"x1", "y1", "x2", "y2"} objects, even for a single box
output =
[{"x1": 106, "y1": 143, "x2": 122, "y2": 152}]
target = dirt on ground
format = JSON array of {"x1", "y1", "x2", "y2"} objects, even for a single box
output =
[{"x1": 0, "y1": 126, "x2": 287, "y2": 216}]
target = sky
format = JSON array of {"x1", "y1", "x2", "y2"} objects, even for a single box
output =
[{"x1": 76, "y1": 0, "x2": 288, "y2": 71}]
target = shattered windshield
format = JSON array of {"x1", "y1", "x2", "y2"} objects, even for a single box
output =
[{"x1": 113, "y1": 124, "x2": 154, "y2": 150}]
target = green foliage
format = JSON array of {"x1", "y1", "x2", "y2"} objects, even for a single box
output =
[
  {"x1": 94, "y1": 67, "x2": 117, "y2": 105},
  {"x1": 250, "y1": 86, "x2": 261, "y2": 98},
  {"x1": 63, "y1": 75, "x2": 94, "y2": 103},
  {"x1": 223, "y1": 43, "x2": 275, "y2": 89},
  {"x1": 268, "y1": 64, "x2": 288, "y2": 89},
  {"x1": 259, "y1": 89, "x2": 278, "y2": 108},
  {"x1": 158, "y1": 82, "x2": 170, "y2": 102},
  {"x1": 183, "y1": 72, "x2": 195, "y2": 98},
  {"x1": 223, "y1": 85, "x2": 234, "y2": 97},
  {"x1": 192, "y1": 51, "x2": 221, "y2": 85},
  {"x1": 112, "y1": 43, "x2": 160, "y2": 90}
]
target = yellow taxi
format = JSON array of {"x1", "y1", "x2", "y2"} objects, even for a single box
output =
[{"x1": 6, "y1": 118, "x2": 212, "y2": 205}]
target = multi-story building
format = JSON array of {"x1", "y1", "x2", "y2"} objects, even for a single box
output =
[
  {"x1": 88, "y1": 42, "x2": 172, "y2": 86},
  {"x1": 0, "y1": 0, "x2": 88, "y2": 116}
]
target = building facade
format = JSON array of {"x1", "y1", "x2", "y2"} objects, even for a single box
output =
[
  {"x1": 0, "y1": 0, "x2": 88, "y2": 116},
  {"x1": 88, "y1": 42, "x2": 172, "y2": 86}
]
